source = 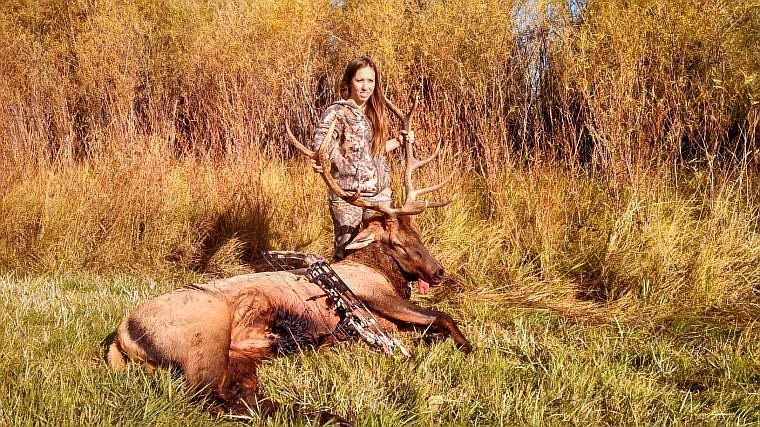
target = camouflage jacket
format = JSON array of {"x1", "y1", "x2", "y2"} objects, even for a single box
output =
[{"x1": 311, "y1": 100, "x2": 391, "y2": 195}]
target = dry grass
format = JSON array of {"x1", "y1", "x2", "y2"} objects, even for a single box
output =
[{"x1": 2, "y1": 0, "x2": 756, "y2": 169}]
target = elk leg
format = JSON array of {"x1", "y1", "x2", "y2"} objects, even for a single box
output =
[
  {"x1": 223, "y1": 354, "x2": 352, "y2": 426},
  {"x1": 363, "y1": 296, "x2": 472, "y2": 353},
  {"x1": 220, "y1": 353, "x2": 277, "y2": 416}
]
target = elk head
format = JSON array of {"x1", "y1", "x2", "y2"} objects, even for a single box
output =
[{"x1": 285, "y1": 97, "x2": 455, "y2": 294}]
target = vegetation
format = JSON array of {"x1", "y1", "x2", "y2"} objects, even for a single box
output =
[{"x1": 1, "y1": 0, "x2": 758, "y2": 425}]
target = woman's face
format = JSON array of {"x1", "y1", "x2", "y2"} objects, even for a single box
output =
[{"x1": 349, "y1": 66, "x2": 376, "y2": 106}]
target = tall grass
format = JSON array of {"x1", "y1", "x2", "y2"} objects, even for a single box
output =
[
  {"x1": 2, "y1": 0, "x2": 755, "y2": 167},
  {"x1": 0, "y1": 0, "x2": 758, "y2": 337}
]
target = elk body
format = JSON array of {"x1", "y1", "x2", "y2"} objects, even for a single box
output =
[{"x1": 106, "y1": 98, "x2": 470, "y2": 419}]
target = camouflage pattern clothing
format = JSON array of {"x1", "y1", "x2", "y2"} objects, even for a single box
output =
[
  {"x1": 311, "y1": 100, "x2": 391, "y2": 195},
  {"x1": 312, "y1": 100, "x2": 393, "y2": 259},
  {"x1": 329, "y1": 188, "x2": 392, "y2": 260}
]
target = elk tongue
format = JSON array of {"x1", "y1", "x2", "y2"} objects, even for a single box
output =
[{"x1": 418, "y1": 279, "x2": 430, "y2": 295}]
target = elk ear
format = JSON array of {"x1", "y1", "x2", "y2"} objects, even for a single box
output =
[{"x1": 345, "y1": 229, "x2": 375, "y2": 250}]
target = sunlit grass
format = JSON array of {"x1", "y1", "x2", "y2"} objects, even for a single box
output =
[
  {"x1": 1, "y1": 271, "x2": 758, "y2": 425},
  {"x1": 2, "y1": 161, "x2": 760, "y2": 425}
]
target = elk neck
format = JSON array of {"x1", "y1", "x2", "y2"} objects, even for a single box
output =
[{"x1": 341, "y1": 242, "x2": 412, "y2": 299}]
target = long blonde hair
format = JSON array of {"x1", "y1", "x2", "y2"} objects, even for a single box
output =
[{"x1": 339, "y1": 57, "x2": 389, "y2": 157}]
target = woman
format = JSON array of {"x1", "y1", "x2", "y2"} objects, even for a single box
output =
[{"x1": 311, "y1": 56, "x2": 413, "y2": 260}]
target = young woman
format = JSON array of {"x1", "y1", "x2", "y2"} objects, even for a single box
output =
[{"x1": 311, "y1": 56, "x2": 413, "y2": 260}]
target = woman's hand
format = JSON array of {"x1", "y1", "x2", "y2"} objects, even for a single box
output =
[
  {"x1": 385, "y1": 130, "x2": 416, "y2": 153},
  {"x1": 399, "y1": 130, "x2": 415, "y2": 145},
  {"x1": 311, "y1": 158, "x2": 324, "y2": 173}
]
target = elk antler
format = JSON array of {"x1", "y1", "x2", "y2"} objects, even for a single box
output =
[
  {"x1": 285, "y1": 98, "x2": 454, "y2": 221},
  {"x1": 286, "y1": 119, "x2": 396, "y2": 216},
  {"x1": 384, "y1": 95, "x2": 455, "y2": 210},
  {"x1": 285, "y1": 120, "x2": 317, "y2": 158}
]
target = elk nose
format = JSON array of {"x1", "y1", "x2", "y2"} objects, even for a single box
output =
[{"x1": 432, "y1": 268, "x2": 444, "y2": 283}]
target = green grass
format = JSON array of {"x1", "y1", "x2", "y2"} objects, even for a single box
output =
[
  {"x1": 2, "y1": 160, "x2": 760, "y2": 425},
  {"x1": 1, "y1": 271, "x2": 758, "y2": 426}
]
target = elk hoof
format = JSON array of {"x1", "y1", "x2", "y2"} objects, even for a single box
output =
[
  {"x1": 459, "y1": 342, "x2": 473, "y2": 354},
  {"x1": 416, "y1": 332, "x2": 448, "y2": 345}
]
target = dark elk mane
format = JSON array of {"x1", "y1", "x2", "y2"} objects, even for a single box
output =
[{"x1": 343, "y1": 242, "x2": 412, "y2": 299}]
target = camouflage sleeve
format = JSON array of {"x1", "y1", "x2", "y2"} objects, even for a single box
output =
[
  {"x1": 312, "y1": 105, "x2": 356, "y2": 177},
  {"x1": 311, "y1": 104, "x2": 341, "y2": 151}
]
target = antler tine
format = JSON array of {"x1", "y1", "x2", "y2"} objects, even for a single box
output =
[
  {"x1": 406, "y1": 141, "x2": 452, "y2": 201},
  {"x1": 285, "y1": 121, "x2": 315, "y2": 158},
  {"x1": 407, "y1": 140, "x2": 442, "y2": 176},
  {"x1": 409, "y1": 170, "x2": 456, "y2": 201},
  {"x1": 386, "y1": 94, "x2": 422, "y2": 184},
  {"x1": 385, "y1": 93, "x2": 455, "y2": 212},
  {"x1": 409, "y1": 96, "x2": 419, "y2": 118},
  {"x1": 384, "y1": 94, "x2": 421, "y2": 200},
  {"x1": 384, "y1": 95, "x2": 415, "y2": 132},
  {"x1": 286, "y1": 118, "x2": 349, "y2": 197}
]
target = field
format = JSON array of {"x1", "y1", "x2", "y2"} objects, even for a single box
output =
[
  {"x1": 1, "y1": 0, "x2": 759, "y2": 425},
  {"x1": 2, "y1": 164, "x2": 759, "y2": 425},
  {"x1": 1, "y1": 271, "x2": 758, "y2": 425}
]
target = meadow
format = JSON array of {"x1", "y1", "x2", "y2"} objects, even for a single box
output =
[{"x1": 1, "y1": 0, "x2": 759, "y2": 425}]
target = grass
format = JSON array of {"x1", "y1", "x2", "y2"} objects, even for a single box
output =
[
  {"x1": 1, "y1": 272, "x2": 758, "y2": 425},
  {"x1": 1, "y1": 0, "x2": 757, "y2": 169},
  {"x1": 2, "y1": 162, "x2": 760, "y2": 425}
]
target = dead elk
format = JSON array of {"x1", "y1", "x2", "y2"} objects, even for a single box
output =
[{"x1": 106, "y1": 99, "x2": 471, "y2": 422}]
